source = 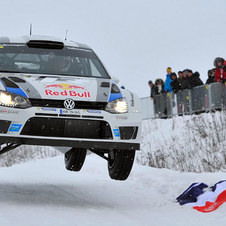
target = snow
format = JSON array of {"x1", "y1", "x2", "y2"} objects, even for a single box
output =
[
  {"x1": 0, "y1": 154, "x2": 226, "y2": 226},
  {"x1": 138, "y1": 111, "x2": 226, "y2": 172}
]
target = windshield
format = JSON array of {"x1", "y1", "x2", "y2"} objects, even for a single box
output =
[{"x1": 0, "y1": 43, "x2": 110, "y2": 78}]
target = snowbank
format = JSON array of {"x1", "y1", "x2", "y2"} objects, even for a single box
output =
[{"x1": 137, "y1": 111, "x2": 226, "y2": 172}]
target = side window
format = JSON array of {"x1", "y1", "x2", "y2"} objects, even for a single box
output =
[
  {"x1": 70, "y1": 57, "x2": 88, "y2": 75},
  {"x1": 90, "y1": 60, "x2": 102, "y2": 77}
]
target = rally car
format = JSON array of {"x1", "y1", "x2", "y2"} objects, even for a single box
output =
[{"x1": 0, "y1": 35, "x2": 141, "y2": 180}]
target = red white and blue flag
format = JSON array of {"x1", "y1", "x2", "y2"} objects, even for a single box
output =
[{"x1": 176, "y1": 180, "x2": 226, "y2": 213}]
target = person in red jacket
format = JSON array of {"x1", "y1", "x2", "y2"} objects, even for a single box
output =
[
  {"x1": 223, "y1": 61, "x2": 226, "y2": 84},
  {"x1": 214, "y1": 57, "x2": 226, "y2": 83}
]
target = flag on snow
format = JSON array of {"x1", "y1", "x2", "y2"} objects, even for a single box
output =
[{"x1": 176, "y1": 180, "x2": 226, "y2": 213}]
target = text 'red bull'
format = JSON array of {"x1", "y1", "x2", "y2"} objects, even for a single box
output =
[{"x1": 45, "y1": 90, "x2": 91, "y2": 98}]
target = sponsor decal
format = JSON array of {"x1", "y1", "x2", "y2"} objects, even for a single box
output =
[
  {"x1": 113, "y1": 129, "x2": 120, "y2": 137},
  {"x1": 9, "y1": 124, "x2": 22, "y2": 132},
  {"x1": 60, "y1": 109, "x2": 80, "y2": 114},
  {"x1": 41, "y1": 107, "x2": 57, "y2": 111},
  {"x1": 45, "y1": 90, "x2": 91, "y2": 98},
  {"x1": 2, "y1": 44, "x2": 25, "y2": 47},
  {"x1": 45, "y1": 83, "x2": 85, "y2": 90},
  {"x1": 85, "y1": 110, "x2": 102, "y2": 114},
  {"x1": 116, "y1": 116, "x2": 128, "y2": 120},
  {"x1": 66, "y1": 47, "x2": 93, "y2": 52},
  {"x1": 0, "y1": 109, "x2": 19, "y2": 114},
  {"x1": 130, "y1": 92, "x2": 135, "y2": 107},
  {"x1": 44, "y1": 83, "x2": 91, "y2": 98}
]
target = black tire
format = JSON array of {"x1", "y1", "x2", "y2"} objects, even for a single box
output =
[
  {"x1": 108, "y1": 149, "x2": 135, "y2": 181},
  {"x1": 64, "y1": 148, "x2": 87, "y2": 171}
]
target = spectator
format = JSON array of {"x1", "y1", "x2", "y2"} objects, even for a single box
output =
[
  {"x1": 148, "y1": 80, "x2": 158, "y2": 98},
  {"x1": 187, "y1": 70, "x2": 203, "y2": 88},
  {"x1": 178, "y1": 71, "x2": 183, "y2": 87},
  {"x1": 155, "y1": 78, "x2": 165, "y2": 94},
  {"x1": 164, "y1": 67, "x2": 173, "y2": 93},
  {"x1": 206, "y1": 69, "x2": 215, "y2": 84},
  {"x1": 181, "y1": 69, "x2": 191, "y2": 90},
  {"x1": 193, "y1": 71, "x2": 204, "y2": 87},
  {"x1": 223, "y1": 61, "x2": 226, "y2": 84},
  {"x1": 214, "y1": 57, "x2": 226, "y2": 83},
  {"x1": 170, "y1": 72, "x2": 181, "y2": 93}
]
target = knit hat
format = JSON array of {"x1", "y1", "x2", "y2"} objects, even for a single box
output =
[{"x1": 167, "y1": 67, "x2": 172, "y2": 73}]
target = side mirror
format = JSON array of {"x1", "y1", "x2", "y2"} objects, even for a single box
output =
[{"x1": 111, "y1": 76, "x2": 120, "y2": 84}]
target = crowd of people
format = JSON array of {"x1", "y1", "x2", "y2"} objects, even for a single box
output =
[{"x1": 148, "y1": 57, "x2": 226, "y2": 98}]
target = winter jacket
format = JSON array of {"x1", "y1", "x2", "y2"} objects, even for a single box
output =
[
  {"x1": 181, "y1": 78, "x2": 191, "y2": 90},
  {"x1": 157, "y1": 84, "x2": 165, "y2": 94},
  {"x1": 150, "y1": 85, "x2": 158, "y2": 98},
  {"x1": 215, "y1": 68, "x2": 226, "y2": 82},
  {"x1": 206, "y1": 75, "x2": 215, "y2": 84},
  {"x1": 170, "y1": 79, "x2": 181, "y2": 93},
  {"x1": 178, "y1": 78, "x2": 183, "y2": 87},
  {"x1": 164, "y1": 74, "x2": 173, "y2": 93},
  {"x1": 187, "y1": 72, "x2": 203, "y2": 88}
]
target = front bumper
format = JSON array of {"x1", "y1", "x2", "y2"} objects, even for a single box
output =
[
  {"x1": 0, "y1": 136, "x2": 140, "y2": 150},
  {"x1": 0, "y1": 106, "x2": 141, "y2": 150}
]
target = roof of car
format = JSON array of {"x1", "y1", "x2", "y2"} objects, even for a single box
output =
[{"x1": 0, "y1": 35, "x2": 91, "y2": 49}]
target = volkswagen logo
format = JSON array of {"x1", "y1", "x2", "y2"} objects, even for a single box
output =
[{"x1": 64, "y1": 99, "x2": 75, "y2": 110}]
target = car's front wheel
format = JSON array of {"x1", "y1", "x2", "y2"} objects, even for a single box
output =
[
  {"x1": 108, "y1": 149, "x2": 135, "y2": 181},
  {"x1": 64, "y1": 148, "x2": 87, "y2": 171}
]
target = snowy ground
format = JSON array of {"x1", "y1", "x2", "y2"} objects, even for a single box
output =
[
  {"x1": 138, "y1": 112, "x2": 226, "y2": 172},
  {"x1": 0, "y1": 154, "x2": 226, "y2": 226}
]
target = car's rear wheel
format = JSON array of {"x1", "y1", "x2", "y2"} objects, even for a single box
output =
[
  {"x1": 108, "y1": 149, "x2": 135, "y2": 181},
  {"x1": 64, "y1": 148, "x2": 87, "y2": 171}
]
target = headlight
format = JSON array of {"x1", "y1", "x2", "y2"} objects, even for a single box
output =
[
  {"x1": 105, "y1": 97, "x2": 128, "y2": 114},
  {"x1": 0, "y1": 91, "x2": 31, "y2": 108}
]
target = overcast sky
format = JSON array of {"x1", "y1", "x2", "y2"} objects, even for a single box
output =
[{"x1": 1, "y1": 0, "x2": 226, "y2": 97}]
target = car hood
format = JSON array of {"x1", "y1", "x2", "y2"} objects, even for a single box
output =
[{"x1": 0, "y1": 74, "x2": 111, "y2": 102}]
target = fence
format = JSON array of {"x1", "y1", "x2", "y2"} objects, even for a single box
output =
[{"x1": 141, "y1": 82, "x2": 226, "y2": 119}]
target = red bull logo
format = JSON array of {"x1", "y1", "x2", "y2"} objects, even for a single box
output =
[
  {"x1": 45, "y1": 89, "x2": 91, "y2": 98},
  {"x1": 45, "y1": 83, "x2": 85, "y2": 90},
  {"x1": 44, "y1": 83, "x2": 90, "y2": 98}
]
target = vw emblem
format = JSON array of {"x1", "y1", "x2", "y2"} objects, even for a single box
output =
[{"x1": 64, "y1": 99, "x2": 75, "y2": 110}]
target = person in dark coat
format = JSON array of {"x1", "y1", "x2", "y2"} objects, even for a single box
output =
[
  {"x1": 170, "y1": 72, "x2": 181, "y2": 93},
  {"x1": 187, "y1": 70, "x2": 203, "y2": 88},
  {"x1": 148, "y1": 80, "x2": 158, "y2": 98},
  {"x1": 178, "y1": 71, "x2": 183, "y2": 87},
  {"x1": 206, "y1": 69, "x2": 216, "y2": 84},
  {"x1": 155, "y1": 78, "x2": 165, "y2": 94},
  {"x1": 181, "y1": 69, "x2": 191, "y2": 90}
]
